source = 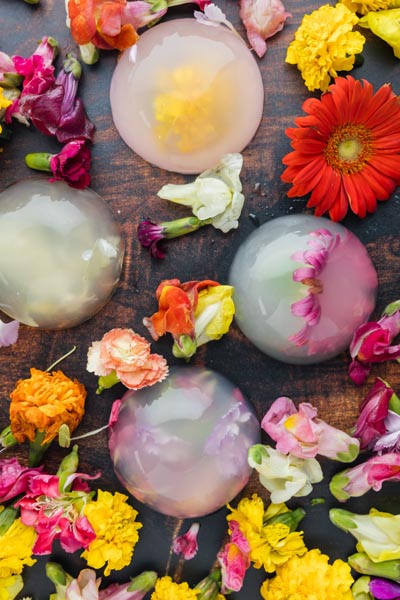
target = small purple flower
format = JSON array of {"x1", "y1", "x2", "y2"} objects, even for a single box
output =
[
  {"x1": 369, "y1": 578, "x2": 400, "y2": 600},
  {"x1": 172, "y1": 523, "x2": 200, "y2": 560},
  {"x1": 137, "y1": 220, "x2": 167, "y2": 259},
  {"x1": 349, "y1": 300, "x2": 400, "y2": 385}
]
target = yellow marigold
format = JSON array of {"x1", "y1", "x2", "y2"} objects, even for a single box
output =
[
  {"x1": 9, "y1": 368, "x2": 86, "y2": 444},
  {"x1": 339, "y1": 0, "x2": 396, "y2": 14},
  {"x1": 260, "y1": 548, "x2": 354, "y2": 600},
  {"x1": 0, "y1": 517, "x2": 36, "y2": 578},
  {"x1": 81, "y1": 490, "x2": 142, "y2": 576},
  {"x1": 0, "y1": 575, "x2": 23, "y2": 600},
  {"x1": 227, "y1": 494, "x2": 307, "y2": 573},
  {"x1": 150, "y1": 576, "x2": 199, "y2": 600},
  {"x1": 286, "y1": 3, "x2": 366, "y2": 91}
]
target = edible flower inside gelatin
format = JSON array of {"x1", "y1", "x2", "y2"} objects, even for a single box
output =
[
  {"x1": 143, "y1": 278, "x2": 235, "y2": 359},
  {"x1": 86, "y1": 328, "x2": 169, "y2": 394},
  {"x1": 285, "y1": 3, "x2": 365, "y2": 92},
  {"x1": 260, "y1": 548, "x2": 354, "y2": 600},
  {"x1": 262, "y1": 396, "x2": 360, "y2": 461},
  {"x1": 281, "y1": 76, "x2": 400, "y2": 221}
]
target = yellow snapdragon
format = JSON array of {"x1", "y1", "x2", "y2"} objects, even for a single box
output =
[
  {"x1": 0, "y1": 517, "x2": 36, "y2": 578},
  {"x1": 82, "y1": 490, "x2": 142, "y2": 576}
]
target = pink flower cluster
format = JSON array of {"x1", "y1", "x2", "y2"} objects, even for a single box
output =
[
  {"x1": 0, "y1": 452, "x2": 100, "y2": 554},
  {"x1": 330, "y1": 378, "x2": 400, "y2": 501},
  {"x1": 87, "y1": 328, "x2": 168, "y2": 391},
  {"x1": 1, "y1": 37, "x2": 93, "y2": 188}
]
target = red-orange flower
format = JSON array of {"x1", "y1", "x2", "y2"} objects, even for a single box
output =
[
  {"x1": 68, "y1": 0, "x2": 139, "y2": 51},
  {"x1": 9, "y1": 368, "x2": 86, "y2": 445},
  {"x1": 281, "y1": 76, "x2": 400, "y2": 221}
]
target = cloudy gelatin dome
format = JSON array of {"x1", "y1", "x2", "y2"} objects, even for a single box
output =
[
  {"x1": 0, "y1": 180, "x2": 124, "y2": 329},
  {"x1": 109, "y1": 366, "x2": 260, "y2": 518},
  {"x1": 229, "y1": 215, "x2": 378, "y2": 364},
  {"x1": 110, "y1": 19, "x2": 264, "y2": 174}
]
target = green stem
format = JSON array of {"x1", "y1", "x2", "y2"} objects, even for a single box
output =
[
  {"x1": 127, "y1": 571, "x2": 158, "y2": 593},
  {"x1": 96, "y1": 370, "x2": 120, "y2": 394},
  {"x1": 264, "y1": 507, "x2": 306, "y2": 531},
  {"x1": 28, "y1": 430, "x2": 51, "y2": 467},
  {"x1": 25, "y1": 152, "x2": 53, "y2": 172},
  {"x1": 162, "y1": 216, "x2": 211, "y2": 240},
  {"x1": 46, "y1": 346, "x2": 77, "y2": 371}
]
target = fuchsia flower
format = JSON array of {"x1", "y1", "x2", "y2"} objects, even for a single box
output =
[
  {"x1": 172, "y1": 523, "x2": 200, "y2": 560},
  {"x1": 25, "y1": 140, "x2": 91, "y2": 189},
  {"x1": 329, "y1": 453, "x2": 400, "y2": 501},
  {"x1": 349, "y1": 300, "x2": 400, "y2": 385},
  {"x1": 15, "y1": 446, "x2": 100, "y2": 554},
  {"x1": 239, "y1": 0, "x2": 291, "y2": 58},
  {"x1": 18, "y1": 53, "x2": 95, "y2": 143},
  {"x1": 369, "y1": 578, "x2": 400, "y2": 600},
  {"x1": 0, "y1": 457, "x2": 43, "y2": 502},
  {"x1": 0, "y1": 318, "x2": 19, "y2": 347},
  {"x1": 261, "y1": 396, "x2": 360, "y2": 462},
  {"x1": 353, "y1": 378, "x2": 396, "y2": 450}
]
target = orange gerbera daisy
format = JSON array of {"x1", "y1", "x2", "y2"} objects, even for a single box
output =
[
  {"x1": 281, "y1": 76, "x2": 400, "y2": 221},
  {"x1": 9, "y1": 368, "x2": 86, "y2": 445}
]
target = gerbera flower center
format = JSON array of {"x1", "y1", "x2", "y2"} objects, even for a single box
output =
[{"x1": 324, "y1": 123, "x2": 372, "y2": 174}]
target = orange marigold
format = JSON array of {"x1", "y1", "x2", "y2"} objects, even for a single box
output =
[{"x1": 9, "y1": 368, "x2": 86, "y2": 444}]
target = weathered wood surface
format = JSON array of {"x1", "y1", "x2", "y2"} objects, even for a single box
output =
[{"x1": 0, "y1": 1, "x2": 400, "y2": 598}]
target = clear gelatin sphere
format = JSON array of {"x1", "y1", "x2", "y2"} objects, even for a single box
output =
[
  {"x1": 0, "y1": 179, "x2": 124, "y2": 329},
  {"x1": 109, "y1": 366, "x2": 260, "y2": 518},
  {"x1": 229, "y1": 215, "x2": 378, "y2": 364},
  {"x1": 110, "y1": 19, "x2": 264, "y2": 174}
]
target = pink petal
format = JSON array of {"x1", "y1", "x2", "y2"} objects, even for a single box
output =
[
  {"x1": 172, "y1": 523, "x2": 200, "y2": 560},
  {"x1": 0, "y1": 319, "x2": 19, "y2": 347}
]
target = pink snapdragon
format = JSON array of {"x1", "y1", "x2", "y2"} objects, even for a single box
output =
[
  {"x1": 217, "y1": 541, "x2": 250, "y2": 593},
  {"x1": 329, "y1": 453, "x2": 400, "y2": 501},
  {"x1": 0, "y1": 457, "x2": 43, "y2": 502},
  {"x1": 239, "y1": 0, "x2": 291, "y2": 58},
  {"x1": 353, "y1": 378, "x2": 396, "y2": 450},
  {"x1": 172, "y1": 523, "x2": 200, "y2": 560},
  {"x1": 261, "y1": 396, "x2": 360, "y2": 462},
  {"x1": 349, "y1": 300, "x2": 400, "y2": 385},
  {"x1": 87, "y1": 328, "x2": 169, "y2": 393}
]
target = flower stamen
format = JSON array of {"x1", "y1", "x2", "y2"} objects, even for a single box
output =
[{"x1": 324, "y1": 123, "x2": 373, "y2": 174}]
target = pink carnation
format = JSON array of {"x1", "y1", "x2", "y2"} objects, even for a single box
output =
[
  {"x1": 239, "y1": 0, "x2": 291, "y2": 58},
  {"x1": 87, "y1": 328, "x2": 168, "y2": 390}
]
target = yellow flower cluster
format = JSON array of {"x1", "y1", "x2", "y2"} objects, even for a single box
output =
[
  {"x1": 0, "y1": 516, "x2": 36, "y2": 578},
  {"x1": 0, "y1": 87, "x2": 12, "y2": 147},
  {"x1": 286, "y1": 3, "x2": 366, "y2": 91},
  {"x1": 150, "y1": 576, "x2": 200, "y2": 600},
  {"x1": 340, "y1": 0, "x2": 396, "y2": 14},
  {"x1": 227, "y1": 494, "x2": 307, "y2": 573},
  {"x1": 81, "y1": 490, "x2": 142, "y2": 576},
  {"x1": 260, "y1": 548, "x2": 354, "y2": 600}
]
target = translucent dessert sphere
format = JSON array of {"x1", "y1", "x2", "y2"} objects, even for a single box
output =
[
  {"x1": 109, "y1": 366, "x2": 260, "y2": 518},
  {"x1": 0, "y1": 179, "x2": 124, "y2": 329},
  {"x1": 110, "y1": 19, "x2": 264, "y2": 174},
  {"x1": 229, "y1": 214, "x2": 378, "y2": 364}
]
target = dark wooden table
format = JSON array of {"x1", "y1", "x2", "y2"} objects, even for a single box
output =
[{"x1": 1, "y1": 1, "x2": 400, "y2": 598}]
